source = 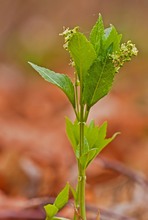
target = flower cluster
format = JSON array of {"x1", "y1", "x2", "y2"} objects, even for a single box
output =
[
  {"x1": 110, "y1": 40, "x2": 138, "y2": 72},
  {"x1": 59, "y1": 26, "x2": 79, "y2": 50}
]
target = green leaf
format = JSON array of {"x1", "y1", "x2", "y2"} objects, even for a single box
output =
[
  {"x1": 68, "y1": 32, "x2": 97, "y2": 81},
  {"x1": 98, "y1": 121, "x2": 107, "y2": 140},
  {"x1": 83, "y1": 16, "x2": 123, "y2": 108},
  {"x1": 65, "y1": 118, "x2": 79, "y2": 157},
  {"x1": 44, "y1": 204, "x2": 58, "y2": 219},
  {"x1": 28, "y1": 62, "x2": 75, "y2": 108},
  {"x1": 93, "y1": 121, "x2": 120, "y2": 151},
  {"x1": 80, "y1": 121, "x2": 120, "y2": 168},
  {"x1": 95, "y1": 132, "x2": 119, "y2": 153},
  {"x1": 69, "y1": 184, "x2": 76, "y2": 201},
  {"x1": 103, "y1": 25, "x2": 122, "y2": 53},
  {"x1": 89, "y1": 14, "x2": 104, "y2": 55},
  {"x1": 44, "y1": 184, "x2": 70, "y2": 220},
  {"x1": 91, "y1": 122, "x2": 120, "y2": 163},
  {"x1": 54, "y1": 183, "x2": 69, "y2": 210},
  {"x1": 83, "y1": 58, "x2": 116, "y2": 108},
  {"x1": 89, "y1": 15, "x2": 122, "y2": 59},
  {"x1": 84, "y1": 120, "x2": 99, "y2": 149},
  {"x1": 80, "y1": 148, "x2": 97, "y2": 168},
  {"x1": 80, "y1": 132, "x2": 119, "y2": 168}
]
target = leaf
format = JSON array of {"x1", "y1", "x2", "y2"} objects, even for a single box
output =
[
  {"x1": 44, "y1": 204, "x2": 58, "y2": 219},
  {"x1": 65, "y1": 118, "x2": 79, "y2": 157},
  {"x1": 80, "y1": 148, "x2": 97, "y2": 168},
  {"x1": 95, "y1": 132, "x2": 120, "y2": 153},
  {"x1": 83, "y1": 58, "x2": 116, "y2": 108},
  {"x1": 84, "y1": 120, "x2": 99, "y2": 149},
  {"x1": 66, "y1": 119, "x2": 100, "y2": 158},
  {"x1": 83, "y1": 16, "x2": 123, "y2": 108},
  {"x1": 80, "y1": 133, "x2": 119, "y2": 168},
  {"x1": 98, "y1": 121, "x2": 107, "y2": 140},
  {"x1": 93, "y1": 121, "x2": 120, "y2": 151},
  {"x1": 28, "y1": 62, "x2": 75, "y2": 108},
  {"x1": 80, "y1": 121, "x2": 120, "y2": 168},
  {"x1": 90, "y1": 15, "x2": 122, "y2": 58},
  {"x1": 44, "y1": 184, "x2": 70, "y2": 220},
  {"x1": 54, "y1": 183, "x2": 69, "y2": 210},
  {"x1": 103, "y1": 25, "x2": 122, "y2": 53},
  {"x1": 89, "y1": 14, "x2": 104, "y2": 55},
  {"x1": 68, "y1": 32, "x2": 97, "y2": 81},
  {"x1": 69, "y1": 184, "x2": 76, "y2": 201}
]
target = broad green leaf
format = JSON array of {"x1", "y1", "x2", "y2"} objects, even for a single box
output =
[
  {"x1": 90, "y1": 14, "x2": 104, "y2": 55},
  {"x1": 83, "y1": 58, "x2": 116, "y2": 108},
  {"x1": 54, "y1": 183, "x2": 69, "y2": 210},
  {"x1": 68, "y1": 32, "x2": 97, "y2": 81},
  {"x1": 65, "y1": 118, "x2": 79, "y2": 156},
  {"x1": 44, "y1": 204, "x2": 58, "y2": 219},
  {"x1": 103, "y1": 25, "x2": 122, "y2": 53},
  {"x1": 28, "y1": 62, "x2": 75, "y2": 108},
  {"x1": 83, "y1": 16, "x2": 122, "y2": 108},
  {"x1": 89, "y1": 15, "x2": 122, "y2": 59}
]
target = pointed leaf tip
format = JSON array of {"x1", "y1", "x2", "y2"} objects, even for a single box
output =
[{"x1": 89, "y1": 14, "x2": 104, "y2": 55}]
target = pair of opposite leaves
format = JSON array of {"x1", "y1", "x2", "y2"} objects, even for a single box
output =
[{"x1": 29, "y1": 15, "x2": 122, "y2": 111}]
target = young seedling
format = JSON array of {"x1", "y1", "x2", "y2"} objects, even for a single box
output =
[{"x1": 29, "y1": 14, "x2": 138, "y2": 220}]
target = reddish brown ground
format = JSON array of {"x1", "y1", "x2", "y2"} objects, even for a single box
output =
[
  {"x1": 0, "y1": 61, "x2": 147, "y2": 219},
  {"x1": 0, "y1": 1, "x2": 148, "y2": 219}
]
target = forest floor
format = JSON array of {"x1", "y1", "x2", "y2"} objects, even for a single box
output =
[{"x1": 0, "y1": 61, "x2": 147, "y2": 220}]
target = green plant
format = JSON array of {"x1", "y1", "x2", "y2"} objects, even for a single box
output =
[{"x1": 29, "y1": 14, "x2": 138, "y2": 220}]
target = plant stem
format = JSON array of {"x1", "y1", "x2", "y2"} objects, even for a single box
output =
[
  {"x1": 74, "y1": 72, "x2": 80, "y2": 120},
  {"x1": 77, "y1": 83, "x2": 86, "y2": 220},
  {"x1": 78, "y1": 162, "x2": 86, "y2": 220}
]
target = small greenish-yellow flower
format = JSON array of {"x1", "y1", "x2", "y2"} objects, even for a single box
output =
[
  {"x1": 60, "y1": 26, "x2": 79, "y2": 50},
  {"x1": 69, "y1": 59, "x2": 75, "y2": 67},
  {"x1": 110, "y1": 40, "x2": 138, "y2": 72}
]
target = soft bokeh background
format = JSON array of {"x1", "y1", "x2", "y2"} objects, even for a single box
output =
[{"x1": 0, "y1": 0, "x2": 147, "y2": 219}]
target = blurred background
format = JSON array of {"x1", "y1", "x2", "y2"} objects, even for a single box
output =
[{"x1": 0, "y1": 0, "x2": 147, "y2": 219}]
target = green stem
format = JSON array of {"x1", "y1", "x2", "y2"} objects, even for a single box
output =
[
  {"x1": 78, "y1": 161, "x2": 86, "y2": 220},
  {"x1": 77, "y1": 83, "x2": 86, "y2": 220},
  {"x1": 74, "y1": 69, "x2": 88, "y2": 219},
  {"x1": 74, "y1": 72, "x2": 80, "y2": 120}
]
